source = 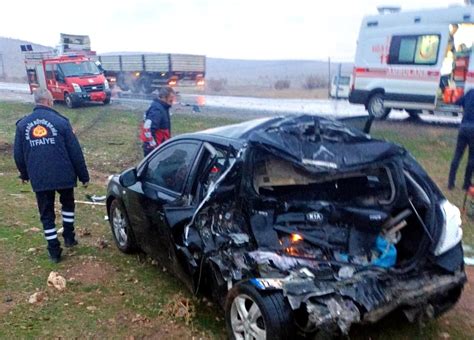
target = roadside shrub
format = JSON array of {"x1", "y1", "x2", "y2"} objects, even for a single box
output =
[
  {"x1": 303, "y1": 75, "x2": 326, "y2": 90},
  {"x1": 207, "y1": 78, "x2": 227, "y2": 92},
  {"x1": 274, "y1": 79, "x2": 290, "y2": 90}
]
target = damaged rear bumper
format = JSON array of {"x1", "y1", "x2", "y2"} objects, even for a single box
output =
[{"x1": 251, "y1": 269, "x2": 466, "y2": 335}]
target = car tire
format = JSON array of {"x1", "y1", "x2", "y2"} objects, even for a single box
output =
[
  {"x1": 64, "y1": 93, "x2": 76, "y2": 109},
  {"x1": 103, "y1": 97, "x2": 111, "y2": 105},
  {"x1": 225, "y1": 282, "x2": 294, "y2": 340},
  {"x1": 109, "y1": 199, "x2": 138, "y2": 253},
  {"x1": 368, "y1": 93, "x2": 391, "y2": 120}
]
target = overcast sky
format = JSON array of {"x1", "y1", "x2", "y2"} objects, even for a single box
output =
[{"x1": 0, "y1": 0, "x2": 467, "y2": 61}]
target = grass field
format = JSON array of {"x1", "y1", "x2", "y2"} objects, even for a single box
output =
[{"x1": 0, "y1": 101, "x2": 473, "y2": 339}]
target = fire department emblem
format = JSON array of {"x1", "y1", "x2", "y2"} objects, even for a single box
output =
[{"x1": 32, "y1": 125, "x2": 48, "y2": 138}]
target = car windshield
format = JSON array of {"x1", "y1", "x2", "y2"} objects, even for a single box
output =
[{"x1": 59, "y1": 61, "x2": 101, "y2": 77}]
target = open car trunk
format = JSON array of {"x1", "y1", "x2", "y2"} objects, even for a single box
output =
[{"x1": 251, "y1": 153, "x2": 429, "y2": 271}]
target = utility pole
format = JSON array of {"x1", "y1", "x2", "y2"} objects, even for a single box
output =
[
  {"x1": 327, "y1": 57, "x2": 331, "y2": 98},
  {"x1": 335, "y1": 63, "x2": 342, "y2": 99}
]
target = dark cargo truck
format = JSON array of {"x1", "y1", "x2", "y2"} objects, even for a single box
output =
[{"x1": 96, "y1": 53, "x2": 206, "y2": 93}]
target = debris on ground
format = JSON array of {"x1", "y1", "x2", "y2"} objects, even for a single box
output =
[
  {"x1": 86, "y1": 194, "x2": 106, "y2": 202},
  {"x1": 162, "y1": 294, "x2": 196, "y2": 326},
  {"x1": 132, "y1": 313, "x2": 151, "y2": 324},
  {"x1": 47, "y1": 271, "x2": 67, "y2": 291},
  {"x1": 86, "y1": 305, "x2": 97, "y2": 312},
  {"x1": 28, "y1": 291, "x2": 48, "y2": 304},
  {"x1": 96, "y1": 238, "x2": 109, "y2": 249},
  {"x1": 24, "y1": 227, "x2": 41, "y2": 233},
  {"x1": 27, "y1": 248, "x2": 37, "y2": 253},
  {"x1": 77, "y1": 228, "x2": 91, "y2": 237}
]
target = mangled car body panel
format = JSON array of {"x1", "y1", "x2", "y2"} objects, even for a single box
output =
[{"x1": 107, "y1": 115, "x2": 466, "y2": 338}]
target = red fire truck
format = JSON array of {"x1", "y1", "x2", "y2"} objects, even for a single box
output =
[{"x1": 24, "y1": 52, "x2": 111, "y2": 108}]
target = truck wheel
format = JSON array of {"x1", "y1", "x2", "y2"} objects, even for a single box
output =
[
  {"x1": 225, "y1": 283, "x2": 294, "y2": 340},
  {"x1": 64, "y1": 93, "x2": 76, "y2": 109},
  {"x1": 368, "y1": 93, "x2": 391, "y2": 120},
  {"x1": 109, "y1": 199, "x2": 138, "y2": 253},
  {"x1": 103, "y1": 97, "x2": 111, "y2": 105}
]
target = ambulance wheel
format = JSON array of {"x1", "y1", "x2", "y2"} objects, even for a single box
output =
[
  {"x1": 65, "y1": 94, "x2": 76, "y2": 109},
  {"x1": 368, "y1": 93, "x2": 391, "y2": 120}
]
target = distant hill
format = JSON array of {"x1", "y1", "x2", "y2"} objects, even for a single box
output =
[
  {"x1": 0, "y1": 37, "x2": 52, "y2": 81},
  {"x1": 0, "y1": 37, "x2": 352, "y2": 87}
]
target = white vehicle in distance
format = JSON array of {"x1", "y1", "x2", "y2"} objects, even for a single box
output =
[{"x1": 330, "y1": 75, "x2": 351, "y2": 99}]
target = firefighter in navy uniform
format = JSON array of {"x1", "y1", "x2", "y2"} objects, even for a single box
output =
[
  {"x1": 140, "y1": 86, "x2": 176, "y2": 156},
  {"x1": 14, "y1": 89, "x2": 89, "y2": 263}
]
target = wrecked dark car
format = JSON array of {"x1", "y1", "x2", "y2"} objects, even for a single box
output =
[{"x1": 106, "y1": 115, "x2": 466, "y2": 339}]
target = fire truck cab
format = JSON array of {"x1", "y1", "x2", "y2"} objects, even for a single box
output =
[
  {"x1": 25, "y1": 52, "x2": 111, "y2": 108},
  {"x1": 349, "y1": 4, "x2": 474, "y2": 119}
]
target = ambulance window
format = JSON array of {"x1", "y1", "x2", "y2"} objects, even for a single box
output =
[{"x1": 389, "y1": 34, "x2": 440, "y2": 65}]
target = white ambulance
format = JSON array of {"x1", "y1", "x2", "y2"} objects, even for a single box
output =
[{"x1": 349, "y1": 3, "x2": 474, "y2": 119}]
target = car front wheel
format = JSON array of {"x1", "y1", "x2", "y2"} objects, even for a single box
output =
[
  {"x1": 109, "y1": 199, "x2": 137, "y2": 253},
  {"x1": 225, "y1": 283, "x2": 294, "y2": 340},
  {"x1": 64, "y1": 93, "x2": 76, "y2": 109}
]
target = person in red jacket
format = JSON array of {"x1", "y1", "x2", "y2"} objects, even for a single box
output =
[{"x1": 140, "y1": 87, "x2": 176, "y2": 156}]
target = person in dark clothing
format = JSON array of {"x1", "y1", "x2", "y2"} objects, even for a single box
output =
[
  {"x1": 14, "y1": 89, "x2": 89, "y2": 263},
  {"x1": 448, "y1": 89, "x2": 474, "y2": 190},
  {"x1": 140, "y1": 86, "x2": 176, "y2": 156}
]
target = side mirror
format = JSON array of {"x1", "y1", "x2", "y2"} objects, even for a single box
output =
[{"x1": 119, "y1": 168, "x2": 138, "y2": 187}]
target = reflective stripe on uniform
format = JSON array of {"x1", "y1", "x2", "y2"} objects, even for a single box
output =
[
  {"x1": 62, "y1": 217, "x2": 74, "y2": 223},
  {"x1": 45, "y1": 234, "x2": 58, "y2": 240},
  {"x1": 62, "y1": 211, "x2": 74, "y2": 217},
  {"x1": 44, "y1": 228, "x2": 56, "y2": 234}
]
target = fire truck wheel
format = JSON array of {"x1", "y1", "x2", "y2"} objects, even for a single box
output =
[
  {"x1": 104, "y1": 97, "x2": 111, "y2": 105},
  {"x1": 65, "y1": 94, "x2": 76, "y2": 109},
  {"x1": 368, "y1": 93, "x2": 391, "y2": 120}
]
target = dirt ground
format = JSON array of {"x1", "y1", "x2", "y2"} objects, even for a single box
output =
[{"x1": 451, "y1": 266, "x2": 474, "y2": 317}]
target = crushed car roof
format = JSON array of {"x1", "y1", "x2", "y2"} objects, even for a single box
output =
[{"x1": 178, "y1": 115, "x2": 405, "y2": 172}]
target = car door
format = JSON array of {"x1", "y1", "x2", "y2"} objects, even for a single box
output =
[
  {"x1": 130, "y1": 141, "x2": 202, "y2": 262},
  {"x1": 44, "y1": 62, "x2": 61, "y2": 100},
  {"x1": 386, "y1": 31, "x2": 444, "y2": 108}
]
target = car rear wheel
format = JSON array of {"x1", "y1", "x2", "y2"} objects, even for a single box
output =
[
  {"x1": 225, "y1": 283, "x2": 294, "y2": 340},
  {"x1": 109, "y1": 199, "x2": 137, "y2": 253},
  {"x1": 368, "y1": 93, "x2": 391, "y2": 120}
]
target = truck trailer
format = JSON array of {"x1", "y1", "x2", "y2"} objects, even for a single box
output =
[{"x1": 96, "y1": 53, "x2": 206, "y2": 93}]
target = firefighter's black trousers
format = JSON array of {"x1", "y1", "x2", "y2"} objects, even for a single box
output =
[{"x1": 35, "y1": 188, "x2": 76, "y2": 256}]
